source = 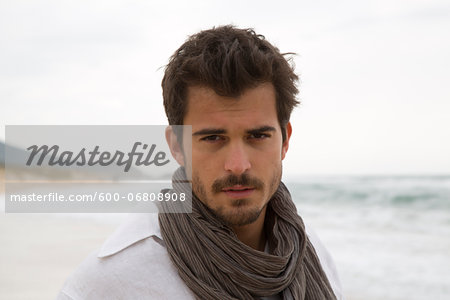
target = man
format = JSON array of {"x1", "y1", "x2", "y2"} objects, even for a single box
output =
[{"x1": 58, "y1": 26, "x2": 343, "y2": 300}]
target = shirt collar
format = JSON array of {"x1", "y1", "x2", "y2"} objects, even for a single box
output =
[{"x1": 97, "y1": 213, "x2": 161, "y2": 258}]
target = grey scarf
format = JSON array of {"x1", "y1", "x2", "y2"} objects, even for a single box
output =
[{"x1": 158, "y1": 168, "x2": 337, "y2": 300}]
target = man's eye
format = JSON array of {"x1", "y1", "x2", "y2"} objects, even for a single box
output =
[
  {"x1": 248, "y1": 133, "x2": 270, "y2": 140},
  {"x1": 201, "y1": 135, "x2": 223, "y2": 142}
]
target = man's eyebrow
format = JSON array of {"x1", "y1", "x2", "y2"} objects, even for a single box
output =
[
  {"x1": 192, "y1": 126, "x2": 276, "y2": 136},
  {"x1": 192, "y1": 128, "x2": 226, "y2": 136},
  {"x1": 246, "y1": 126, "x2": 276, "y2": 135}
]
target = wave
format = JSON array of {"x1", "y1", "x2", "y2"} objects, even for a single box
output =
[{"x1": 286, "y1": 175, "x2": 450, "y2": 210}]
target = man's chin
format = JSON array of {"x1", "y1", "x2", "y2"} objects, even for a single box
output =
[
  {"x1": 214, "y1": 206, "x2": 263, "y2": 227},
  {"x1": 229, "y1": 198, "x2": 251, "y2": 208}
]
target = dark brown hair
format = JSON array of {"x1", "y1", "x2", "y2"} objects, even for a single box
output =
[{"x1": 162, "y1": 25, "x2": 299, "y2": 141}]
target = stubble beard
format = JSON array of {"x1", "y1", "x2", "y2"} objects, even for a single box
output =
[{"x1": 191, "y1": 166, "x2": 282, "y2": 227}]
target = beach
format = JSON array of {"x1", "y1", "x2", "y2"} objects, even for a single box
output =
[
  {"x1": 0, "y1": 212, "x2": 121, "y2": 299},
  {"x1": 0, "y1": 165, "x2": 123, "y2": 299}
]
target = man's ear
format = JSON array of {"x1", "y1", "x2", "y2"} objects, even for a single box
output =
[
  {"x1": 281, "y1": 122, "x2": 292, "y2": 160},
  {"x1": 165, "y1": 126, "x2": 185, "y2": 166}
]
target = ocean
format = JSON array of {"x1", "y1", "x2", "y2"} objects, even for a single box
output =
[
  {"x1": 1, "y1": 175, "x2": 449, "y2": 299},
  {"x1": 286, "y1": 175, "x2": 450, "y2": 300}
]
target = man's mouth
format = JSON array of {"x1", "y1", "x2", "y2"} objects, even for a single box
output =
[{"x1": 222, "y1": 185, "x2": 255, "y2": 198}]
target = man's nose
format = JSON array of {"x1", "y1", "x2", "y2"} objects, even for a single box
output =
[{"x1": 223, "y1": 142, "x2": 251, "y2": 175}]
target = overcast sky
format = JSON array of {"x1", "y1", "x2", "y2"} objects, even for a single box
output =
[{"x1": 1, "y1": 0, "x2": 449, "y2": 176}]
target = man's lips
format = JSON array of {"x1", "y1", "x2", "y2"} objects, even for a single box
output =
[{"x1": 222, "y1": 185, "x2": 255, "y2": 198}]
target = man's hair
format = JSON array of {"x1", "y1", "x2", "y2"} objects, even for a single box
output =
[{"x1": 162, "y1": 25, "x2": 299, "y2": 141}]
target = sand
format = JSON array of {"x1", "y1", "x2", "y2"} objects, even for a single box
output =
[
  {"x1": 0, "y1": 168, "x2": 118, "y2": 298},
  {"x1": 0, "y1": 212, "x2": 119, "y2": 300}
]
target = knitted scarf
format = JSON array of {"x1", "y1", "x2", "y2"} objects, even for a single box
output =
[{"x1": 158, "y1": 168, "x2": 337, "y2": 300}]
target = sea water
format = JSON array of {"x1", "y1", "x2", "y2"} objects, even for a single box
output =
[{"x1": 287, "y1": 175, "x2": 450, "y2": 300}]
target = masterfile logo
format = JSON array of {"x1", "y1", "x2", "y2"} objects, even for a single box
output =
[
  {"x1": 26, "y1": 142, "x2": 170, "y2": 172},
  {"x1": 4, "y1": 125, "x2": 192, "y2": 213}
]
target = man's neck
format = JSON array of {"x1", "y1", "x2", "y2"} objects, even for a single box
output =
[{"x1": 232, "y1": 206, "x2": 267, "y2": 251}]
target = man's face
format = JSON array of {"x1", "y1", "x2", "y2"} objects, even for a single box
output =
[{"x1": 181, "y1": 83, "x2": 291, "y2": 227}]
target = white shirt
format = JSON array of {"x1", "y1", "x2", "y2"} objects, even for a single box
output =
[{"x1": 57, "y1": 213, "x2": 343, "y2": 300}]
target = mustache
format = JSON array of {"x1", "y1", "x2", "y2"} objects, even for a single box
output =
[{"x1": 211, "y1": 174, "x2": 264, "y2": 194}]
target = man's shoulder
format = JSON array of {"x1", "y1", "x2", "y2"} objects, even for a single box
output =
[{"x1": 57, "y1": 214, "x2": 195, "y2": 300}]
